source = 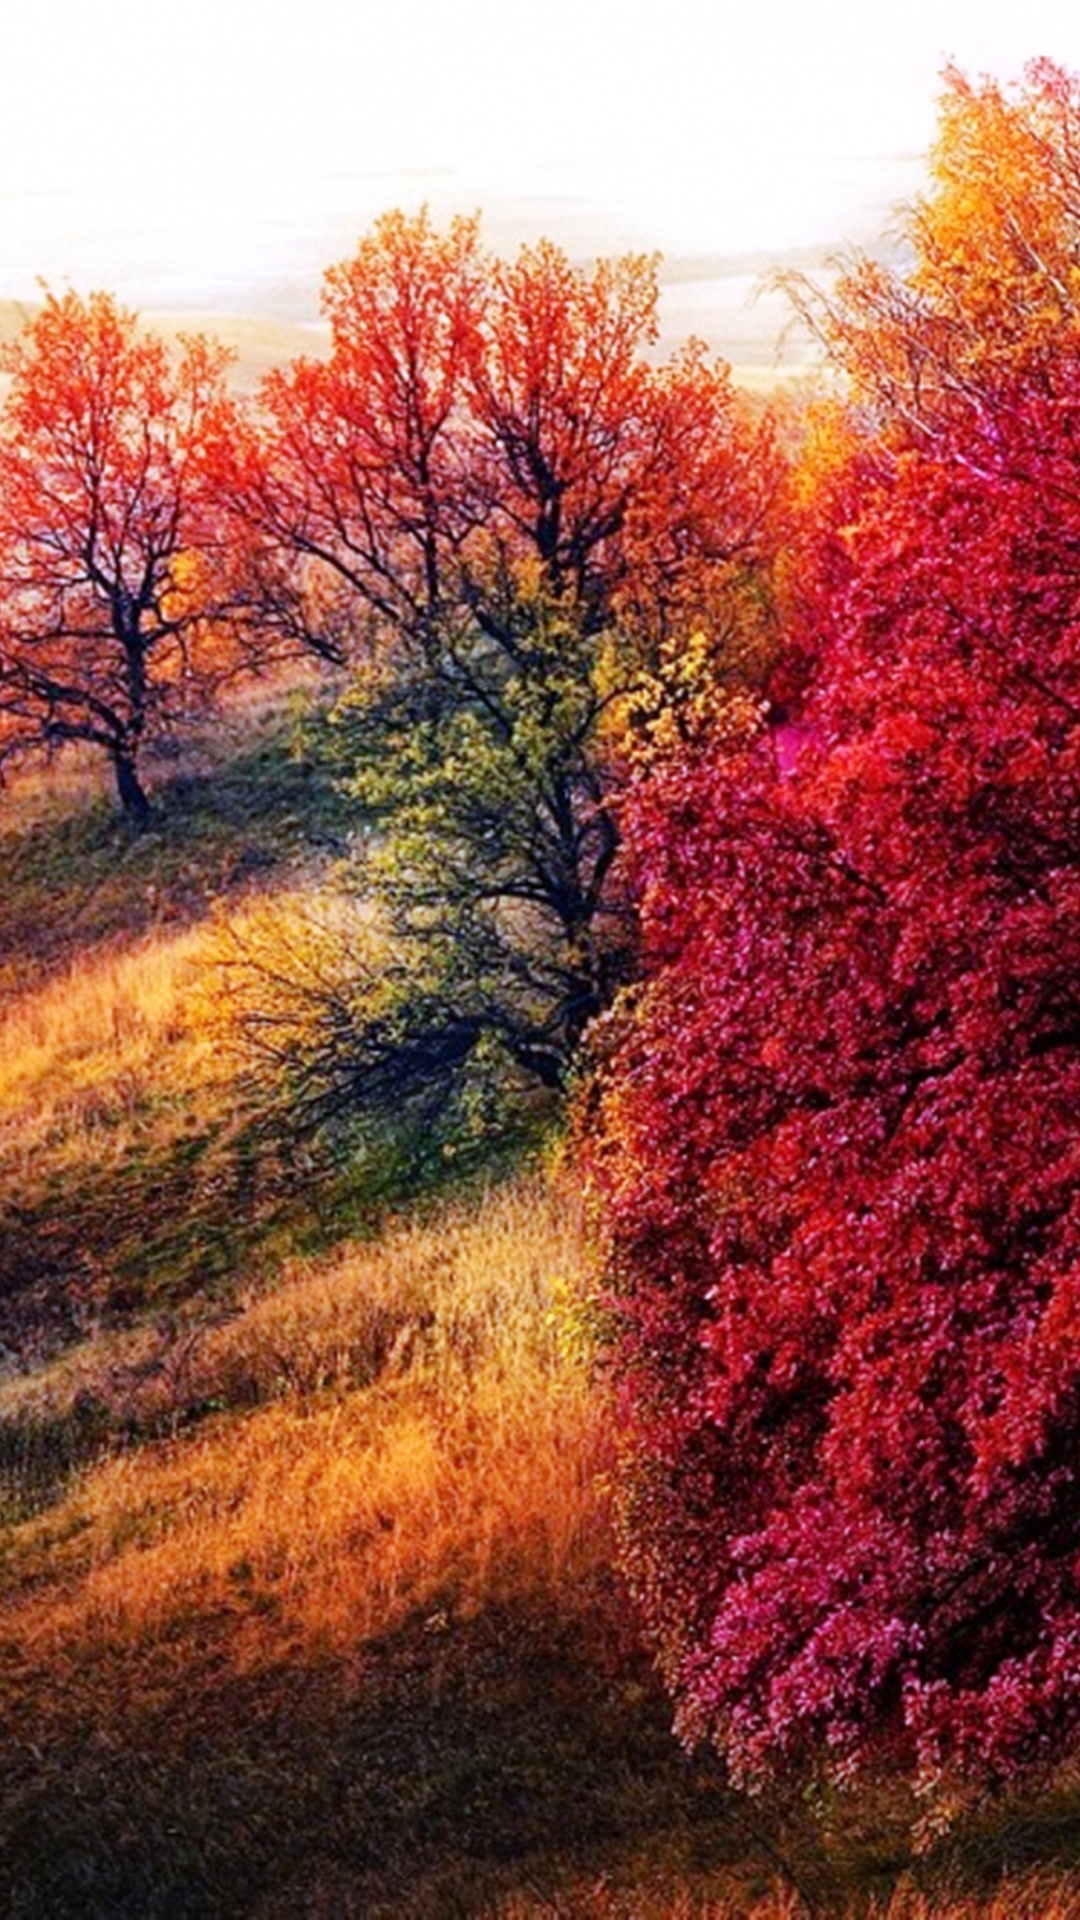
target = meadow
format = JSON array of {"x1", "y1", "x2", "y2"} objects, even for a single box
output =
[{"x1": 0, "y1": 688, "x2": 1078, "y2": 1917}]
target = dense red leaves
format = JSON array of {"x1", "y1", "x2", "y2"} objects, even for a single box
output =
[
  {"x1": 0, "y1": 291, "x2": 243, "y2": 815},
  {"x1": 585, "y1": 377, "x2": 1080, "y2": 1796}
]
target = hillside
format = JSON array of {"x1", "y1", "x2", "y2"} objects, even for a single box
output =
[
  {"x1": 1, "y1": 694, "x2": 1080, "y2": 1916},
  {"x1": 0, "y1": 695, "x2": 736, "y2": 1915}
]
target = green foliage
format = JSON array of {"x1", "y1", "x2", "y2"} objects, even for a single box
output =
[
  {"x1": 227, "y1": 578, "x2": 645, "y2": 1173},
  {"x1": 332, "y1": 576, "x2": 627, "y2": 1088}
]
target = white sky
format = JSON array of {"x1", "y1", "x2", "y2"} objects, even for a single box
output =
[{"x1": 3, "y1": 1, "x2": 1080, "y2": 356}]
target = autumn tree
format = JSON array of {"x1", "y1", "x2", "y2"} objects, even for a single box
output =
[
  {"x1": 784, "y1": 59, "x2": 1080, "y2": 437},
  {"x1": 0, "y1": 291, "x2": 246, "y2": 820},
  {"x1": 583, "y1": 283, "x2": 1080, "y2": 1806},
  {"x1": 229, "y1": 211, "x2": 782, "y2": 1138}
]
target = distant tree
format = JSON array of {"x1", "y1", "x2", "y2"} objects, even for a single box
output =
[
  {"x1": 0, "y1": 291, "x2": 246, "y2": 820},
  {"x1": 227, "y1": 212, "x2": 783, "y2": 1137}
]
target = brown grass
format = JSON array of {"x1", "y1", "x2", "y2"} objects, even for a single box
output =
[
  {"x1": 489, "y1": 1875, "x2": 1080, "y2": 1918},
  {"x1": 1, "y1": 1178, "x2": 609, "y2": 1668}
]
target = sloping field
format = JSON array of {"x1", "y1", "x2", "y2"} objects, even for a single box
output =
[{"x1": 2, "y1": 683, "x2": 1080, "y2": 1916}]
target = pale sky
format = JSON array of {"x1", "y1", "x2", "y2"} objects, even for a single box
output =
[{"x1": 4, "y1": 1, "x2": 1080, "y2": 363}]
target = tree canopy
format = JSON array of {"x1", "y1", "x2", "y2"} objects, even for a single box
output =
[
  {"x1": 584, "y1": 60, "x2": 1080, "y2": 1808},
  {"x1": 227, "y1": 212, "x2": 783, "y2": 1141},
  {"x1": 0, "y1": 291, "x2": 246, "y2": 818},
  {"x1": 234, "y1": 211, "x2": 777, "y2": 664},
  {"x1": 785, "y1": 60, "x2": 1080, "y2": 435}
]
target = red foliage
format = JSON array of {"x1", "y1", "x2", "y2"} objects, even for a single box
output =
[
  {"x1": 584, "y1": 379, "x2": 1080, "y2": 1797},
  {"x1": 0, "y1": 291, "x2": 244, "y2": 816},
  {"x1": 228, "y1": 209, "x2": 780, "y2": 667}
]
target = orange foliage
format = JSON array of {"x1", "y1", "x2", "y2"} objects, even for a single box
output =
[
  {"x1": 790, "y1": 61, "x2": 1080, "y2": 431},
  {"x1": 232, "y1": 208, "x2": 783, "y2": 699},
  {"x1": 910, "y1": 61, "x2": 1080, "y2": 370},
  {"x1": 0, "y1": 292, "x2": 249, "y2": 816}
]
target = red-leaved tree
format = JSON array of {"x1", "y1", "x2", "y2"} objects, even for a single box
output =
[
  {"x1": 0, "y1": 291, "x2": 246, "y2": 819},
  {"x1": 584, "y1": 374, "x2": 1080, "y2": 1802}
]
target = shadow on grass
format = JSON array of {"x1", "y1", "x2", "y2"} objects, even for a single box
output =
[
  {"x1": 0, "y1": 1106, "x2": 556, "y2": 1527},
  {"x1": 0, "y1": 1115, "x2": 301, "y2": 1346},
  {"x1": 0, "y1": 1583, "x2": 804, "y2": 1920},
  {"x1": 10, "y1": 1573, "x2": 1079, "y2": 1920},
  {"x1": 4, "y1": 1580, "x2": 1080, "y2": 1918}
]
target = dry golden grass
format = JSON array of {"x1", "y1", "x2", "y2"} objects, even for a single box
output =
[
  {"x1": 488, "y1": 1869, "x2": 1080, "y2": 1917},
  {"x1": 0, "y1": 922, "x2": 219, "y2": 1152},
  {"x1": 868, "y1": 1884, "x2": 1080, "y2": 1920},
  {"x1": 1, "y1": 1177, "x2": 609, "y2": 1669},
  {"x1": 0, "y1": 880, "x2": 362, "y2": 1162}
]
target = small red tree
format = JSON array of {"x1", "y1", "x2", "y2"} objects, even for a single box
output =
[
  {"x1": 0, "y1": 291, "x2": 245, "y2": 819},
  {"x1": 585, "y1": 380, "x2": 1080, "y2": 1802}
]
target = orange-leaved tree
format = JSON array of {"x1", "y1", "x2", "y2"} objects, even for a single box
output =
[
  {"x1": 230, "y1": 210, "x2": 779, "y2": 675},
  {"x1": 0, "y1": 290, "x2": 249, "y2": 820},
  {"x1": 785, "y1": 59, "x2": 1080, "y2": 437}
]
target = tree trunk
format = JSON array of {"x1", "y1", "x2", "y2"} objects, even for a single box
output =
[{"x1": 113, "y1": 748, "x2": 152, "y2": 825}]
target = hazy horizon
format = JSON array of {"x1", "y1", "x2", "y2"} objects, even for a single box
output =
[
  {"x1": 0, "y1": 151, "x2": 918, "y2": 378},
  {"x1": 4, "y1": 1, "x2": 1080, "y2": 372}
]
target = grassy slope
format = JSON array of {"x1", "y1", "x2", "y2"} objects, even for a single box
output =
[
  {"x1": 3, "y1": 703, "x2": 1080, "y2": 1917},
  {"x1": 0, "y1": 685, "x2": 362, "y2": 1365}
]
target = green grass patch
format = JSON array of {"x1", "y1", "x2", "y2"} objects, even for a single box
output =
[{"x1": 0, "y1": 683, "x2": 353, "y2": 998}]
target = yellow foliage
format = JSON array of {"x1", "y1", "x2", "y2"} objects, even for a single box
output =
[
  {"x1": 596, "y1": 624, "x2": 767, "y2": 767},
  {"x1": 808, "y1": 63, "x2": 1080, "y2": 421},
  {"x1": 911, "y1": 63, "x2": 1080, "y2": 368}
]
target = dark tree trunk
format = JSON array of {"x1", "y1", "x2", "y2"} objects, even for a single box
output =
[{"x1": 113, "y1": 748, "x2": 152, "y2": 824}]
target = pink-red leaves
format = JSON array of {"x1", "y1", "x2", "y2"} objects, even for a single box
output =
[{"x1": 585, "y1": 366, "x2": 1080, "y2": 1799}]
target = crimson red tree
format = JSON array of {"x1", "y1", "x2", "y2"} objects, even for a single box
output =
[{"x1": 585, "y1": 379, "x2": 1080, "y2": 1800}]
